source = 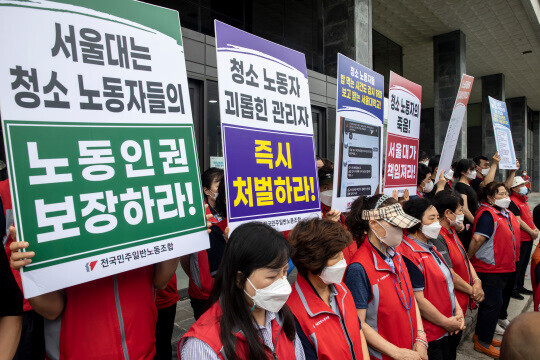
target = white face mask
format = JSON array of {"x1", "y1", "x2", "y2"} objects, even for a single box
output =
[
  {"x1": 444, "y1": 169, "x2": 454, "y2": 181},
  {"x1": 422, "y1": 180, "x2": 434, "y2": 193},
  {"x1": 467, "y1": 171, "x2": 477, "y2": 180},
  {"x1": 207, "y1": 189, "x2": 218, "y2": 200},
  {"x1": 494, "y1": 197, "x2": 511, "y2": 209},
  {"x1": 420, "y1": 161, "x2": 429, "y2": 167},
  {"x1": 449, "y1": 212, "x2": 464, "y2": 227},
  {"x1": 422, "y1": 222, "x2": 442, "y2": 239},
  {"x1": 319, "y1": 258, "x2": 347, "y2": 285},
  {"x1": 481, "y1": 168, "x2": 490, "y2": 177},
  {"x1": 244, "y1": 276, "x2": 292, "y2": 313},
  {"x1": 373, "y1": 220, "x2": 403, "y2": 248},
  {"x1": 320, "y1": 190, "x2": 333, "y2": 207}
]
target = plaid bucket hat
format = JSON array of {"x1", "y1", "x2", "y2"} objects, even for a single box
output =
[{"x1": 361, "y1": 195, "x2": 419, "y2": 229}]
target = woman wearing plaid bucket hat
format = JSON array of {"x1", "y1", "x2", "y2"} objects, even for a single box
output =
[
  {"x1": 344, "y1": 195, "x2": 428, "y2": 360},
  {"x1": 399, "y1": 198, "x2": 465, "y2": 360}
]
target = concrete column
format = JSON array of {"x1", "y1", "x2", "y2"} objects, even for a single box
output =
[
  {"x1": 323, "y1": 0, "x2": 372, "y2": 75},
  {"x1": 433, "y1": 30, "x2": 467, "y2": 158},
  {"x1": 481, "y1": 74, "x2": 505, "y2": 157},
  {"x1": 533, "y1": 111, "x2": 540, "y2": 192},
  {"x1": 355, "y1": 0, "x2": 372, "y2": 68},
  {"x1": 506, "y1": 97, "x2": 528, "y2": 173},
  {"x1": 420, "y1": 108, "x2": 435, "y2": 155}
]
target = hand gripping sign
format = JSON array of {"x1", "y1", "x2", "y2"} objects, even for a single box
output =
[
  {"x1": 383, "y1": 72, "x2": 422, "y2": 197},
  {"x1": 0, "y1": 0, "x2": 209, "y2": 297},
  {"x1": 214, "y1": 20, "x2": 321, "y2": 233}
]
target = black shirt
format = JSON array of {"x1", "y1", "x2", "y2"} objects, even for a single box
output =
[
  {"x1": 454, "y1": 182, "x2": 479, "y2": 217},
  {"x1": 454, "y1": 182, "x2": 479, "y2": 251},
  {"x1": 470, "y1": 177, "x2": 483, "y2": 193},
  {"x1": 508, "y1": 200, "x2": 521, "y2": 217}
]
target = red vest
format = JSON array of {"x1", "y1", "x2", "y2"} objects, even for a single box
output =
[
  {"x1": 155, "y1": 274, "x2": 180, "y2": 309},
  {"x1": 287, "y1": 275, "x2": 364, "y2": 360},
  {"x1": 53, "y1": 267, "x2": 157, "y2": 359},
  {"x1": 510, "y1": 192, "x2": 534, "y2": 243},
  {"x1": 178, "y1": 301, "x2": 296, "y2": 360},
  {"x1": 531, "y1": 242, "x2": 540, "y2": 312},
  {"x1": 351, "y1": 240, "x2": 418, "y2": 360},
  {"x1": 439, "y1": 226, "x2": 473, "y2": 311},
  {"x1": 188, "y1": 204, "x2": 227, "y2": 300},
  {"x1": 0, "y1": 179, "x2": 32, "y2": 312},
  {"x1": 187, "y1": 250, "x2": 214, "y2": 300},
  {"x1": 398, "y1": 237, "x2": 453, "y2": 342},
  {"x1": 471, "y1": 204, "x2": 519, "y2": 273}
]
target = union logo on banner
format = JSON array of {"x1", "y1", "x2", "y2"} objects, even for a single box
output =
[{"x1": 85, "y1": 261, "x2": 98, "y2": 272}]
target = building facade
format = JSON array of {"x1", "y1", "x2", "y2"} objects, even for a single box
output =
[{"x1": 136, "y1": 0, "x2": 540, "y2": 294}]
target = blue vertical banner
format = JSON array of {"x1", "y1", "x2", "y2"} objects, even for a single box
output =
[
  {"x1": 331, "y1": 54, "x2": 384, "y2": 212},
  {"x1": 214, "y1": 21, "x2": 320, "y2": 233},
  {"x1": 489, "y1": 96, "x2": 517, "y2": 170}
]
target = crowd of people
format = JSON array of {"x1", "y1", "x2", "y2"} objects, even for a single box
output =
[{"x1": 1, "y1": 151, "x2": 540, "y2": 360}]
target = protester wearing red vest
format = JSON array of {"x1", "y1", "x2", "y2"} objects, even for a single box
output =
[
  {"x1": 9, "y1": 227, "x2": 180, "y2": 360},
  {"x1": 508, "y1": 176, "x2": 538, "y2": 300},
  {"x1": 184, "y1": 199, "x2": 227, "y2": 319},
  {"x1": 178, "y1": 222, "x2": 305, "y2": 360},
  {"x1": 286, "y1": 218, "x2": 368, "y2": 360},
  {"x1": 345, "y1": 195, "x2": 428, "y2": 360},
  {"x1": 181, "y1": 168, "x2": 228, "y2": 319},
  {"x1": 399, "y1": 198, "x2": 464, "y2": 360},
  {"x1": 468, "y1": 182, "x2": 520, "y2": 358},
  {"x1": 432, "y1": 190, "x2": 485, "y2": 314}
]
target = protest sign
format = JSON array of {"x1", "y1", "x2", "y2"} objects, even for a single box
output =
[
  {"x1": 436, "y1": 74, "x2": 474, "y2": 180},
  {"x1": 331, "y1": 54, "x2": 384, "y2": 212},
  {"x1": 214, "y1": 21, "x2": 320, "y2": 233},
  {"x1": 383, "y1": 72, "x2": 422, "y2": 196},
  {"x1": 210, "y1": 156, "x2": 225, "y2": 169},
  {"x1": 0, "y1": 0, "x2": 209, "y2": 297},
  {"x1": 489, "y1": 96, "x2": 517, "y2": 170}
]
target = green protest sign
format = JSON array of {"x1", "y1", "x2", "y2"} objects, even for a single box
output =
[{"x1": 0, "y1": 0, "x2": 209, "y2": 297}]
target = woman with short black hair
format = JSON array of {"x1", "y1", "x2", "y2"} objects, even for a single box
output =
[
  {"x1": 183, "y1": 169, "x2": 228, "y2": 319},
  {"x1": 433, "y1": 190, "x2": 484, "y2": 316}
]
